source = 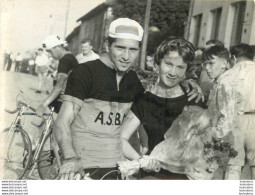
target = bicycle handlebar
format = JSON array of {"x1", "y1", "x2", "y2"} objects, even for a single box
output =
[
  {"x1": 22, "y1": 112, "x2": 51, "y2": 128},
  {"x1": 5, "y1": 101, "x2": 36, "y2": 114},
  {"x1": 17, "y1": 101, "x2": 36, "y2": 112},
  {"x1": 4, "y1": 108, "x2": 19, "y2": 114}
]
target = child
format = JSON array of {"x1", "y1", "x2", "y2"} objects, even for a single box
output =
[{"x1": 202, "y1": 46, "x2": 242, "y2": 179}]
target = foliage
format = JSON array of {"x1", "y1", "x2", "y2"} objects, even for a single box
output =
[{"x1": 112, "y1": 0, "x2": 191, "y2": 55}]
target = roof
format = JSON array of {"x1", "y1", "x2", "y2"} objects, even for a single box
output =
[
  {"x1": 65, "y1": 25, "x2": 80, "y2": 41},
  {"x1": 76, "y1": 3, "x2": 109, "y2": 22}
]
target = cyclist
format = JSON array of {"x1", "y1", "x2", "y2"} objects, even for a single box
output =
[
  {"x1": 36, "y1": 35, "x2": 78, "y2": 115},
  {"x1": 55, "y1": 18, "x2": 203, "y2": 180}
]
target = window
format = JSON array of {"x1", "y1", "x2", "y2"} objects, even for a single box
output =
[
  {"x1": 193, "y1": 14, "x2": 202, "y2": 48},
  {"x1": 210, "y1": 8, "x2": 222, "y2": 40},
  {"x1": 230, "y1": 1, "x2": 246, "y2": 46}
]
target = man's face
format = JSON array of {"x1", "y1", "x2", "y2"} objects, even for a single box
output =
[
  {"x1": 108, "y1": 38, "x2": 140, "y2": 72},
  {"x1": 159, "y1": 51, "x2": 187, "y2": 88},
  {"x1": 38, "y1": 50, "x2": 43, "y2": 56},
  {"x1": 146, "y1": 56, "x2": 154, "y2": 68},
  {"x1": 81, "y1": 42, "x2": 92, "y2": 55},
  {"x1": 204, "y1": 55, "x2": 227, "y2": 80},
  {"x1": 47, "y1": 46, "x2": 62, "y2": 60}
]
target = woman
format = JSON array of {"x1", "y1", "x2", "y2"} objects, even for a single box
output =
[{"x1": 120, "y1": 37, "x2": 207, "y2": 179}]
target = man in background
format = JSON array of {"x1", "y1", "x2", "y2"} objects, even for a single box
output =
[
  {"x1": 76, "y1": 39, "x2": 100, "y2": 64},
  {"x1": 35, "y1": 48, "x2": 49, "y2": 94},
  {"x1": 36, "y1": 35, "x2": 78, "y2": 115}
]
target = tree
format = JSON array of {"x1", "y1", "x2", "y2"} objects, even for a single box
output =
[{"x1": 111, "y1": 0, "x2": 191, "y2": 55}]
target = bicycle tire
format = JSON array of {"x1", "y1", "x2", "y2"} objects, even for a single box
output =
[
  {"x1": 37, "y1": 133, "x2": 59, "y2": 180},
  {"x1": 1, "y1": 127, "x2": 32, "y2": 180}
]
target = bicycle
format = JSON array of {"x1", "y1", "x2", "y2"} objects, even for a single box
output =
[
  {"x1": 1, "y1": 100, "x2": 61, "y2": 180},
  {"x1": 21, "y1": 106, "x2": 61, "y2": 180},
  {"x1": 1, "y1": 100, "x2": 36, "y2": 179}
]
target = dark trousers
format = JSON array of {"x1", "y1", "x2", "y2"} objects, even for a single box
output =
[
  {"x1": 15, "y1": 61, "x2": 21, "y2": 72},
  {"x1": 138, "y1": 169, "x2": 189, "y2": 180},
  {"x1": 84, "y1": 167, "x2": 121, "y2": 180},
  {"x1": 29, "y1": 65, "x2": 35, "y2": 75},
  {"x1": 6, "y1": 60, "x2": 12, "y2": 71}
]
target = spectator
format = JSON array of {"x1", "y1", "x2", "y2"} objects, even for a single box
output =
[
  {"x1": 19, "y1": 51, "x2": 30, "y2": 73},
  {"x1": 199, "y1": 40, "x2": 224, "y2": 101},
  {"x1": 224, "y1": 43, "x2": 255, "y2": 180},
  {"x1": 76, "y1": 39, "x2": 100, "y2": 63},
  {"x1": 15, "y1": 52, "x2": 23, "y2": 72},
  {"x1": 35, "y1": 48, "x2": 49, "y2": 94},
  {"x1": 28, "y1": 54, "x2": 36, "y2": 75},
  {"x1": 3, "y1": 51, "x2": 9, "y2": 70}
]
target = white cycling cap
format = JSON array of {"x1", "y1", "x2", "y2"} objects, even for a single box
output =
[
  {"x1": 108, "y1": 18, "x2": 144, "y2": 41},
  {"x1": 42, "y1": 35, "x2": 67, "y2": 49}
]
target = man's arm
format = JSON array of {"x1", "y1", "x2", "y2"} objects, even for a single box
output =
[
  {"x1": 213, "y1": 82, "x2": 236, "y2": 141},
  {"x1": 121, "y1": 111, "x2": 142, "y2": 160},
  {"x1": 36, "y1": 73, "x2": 67, "y2": 116},
  {"x1": 54, "y1": 100, "x2": 83, "y2": 180},
  {"x1": 180, "y1": 79, "x2": 205, "y2": 102},
  {"x1": 54, "y1": 100, "x2": 80, "y2": 158}
]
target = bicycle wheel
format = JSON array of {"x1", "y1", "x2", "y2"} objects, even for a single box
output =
[
  {"x1": 1, "y1": 127, "x2": 32, "y2": 179},
  {"x1": 37, "y1": 133, "x2": 60, "y2": 180}
]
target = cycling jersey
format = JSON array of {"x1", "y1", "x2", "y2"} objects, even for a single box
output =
[
  {"x1": 49, "y1": 53, "x2": 78, "y2": 113},
  {"x1": 63, "y1": 59, "x2": 144, "y2": 168}
]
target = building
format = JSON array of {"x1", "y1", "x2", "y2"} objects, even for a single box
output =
[
  {"x1": 185, "y1": 0, "x2": 255, "y2": 48},
  {"x1": 66, "y1": 2, "x2": 113, "y2": 56}
]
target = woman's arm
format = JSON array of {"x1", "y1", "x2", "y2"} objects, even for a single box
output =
[{"x1": 120, "y1": 111, "x2": 142, "y2": 160}]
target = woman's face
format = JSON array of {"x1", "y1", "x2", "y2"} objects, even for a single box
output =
[{"x1": 158, "y1": 51, "x2": 187, "y2": 88}]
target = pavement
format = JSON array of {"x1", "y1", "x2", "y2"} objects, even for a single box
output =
[
  {"x1": 0, "y1": 71, "x2": 52, "y2": 179},
  {"x1": 0, "y1": 71, "x2": 252, "y2": 180}
]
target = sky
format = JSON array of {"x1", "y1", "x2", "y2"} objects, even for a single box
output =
[{"x1": 1, "y1": 0, "x2": 105, "y2": 55}]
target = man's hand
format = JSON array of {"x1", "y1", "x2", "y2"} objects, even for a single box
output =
[
  {"x1": 140, "y1": 155, "x2": 160, "y2": 173},
  {"x1": 36, "y1": 104, "x2": 46, "y2": 117},
  {"x1": 141, "y1": 146, "x2": 148, "y2": 155},
  {"x1": 58, "y1": 158, "x2": 83, "y2": 180},
  {"x1": 181, "y1": 79, "x2": 204, "y2": 103}
]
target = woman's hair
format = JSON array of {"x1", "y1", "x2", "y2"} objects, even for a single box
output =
[
  {"x1": 154, "y1": 37, "x2": 195, "y2": 66},
  {"x1": 230, "y1": 43, "x2": 254, "y2": 60},
  {"x1": 202, "y1": 46, "x2": 230, "y2": 63}
]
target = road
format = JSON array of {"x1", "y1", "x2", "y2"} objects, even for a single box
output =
[
  {"x1": 0, "y1": 71, "x2": 52, "y2": 179},
  {"x1": 0, "y1": 71, "x2": 251, "y2": 180}
]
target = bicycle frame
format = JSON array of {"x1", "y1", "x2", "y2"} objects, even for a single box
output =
[{"x1": 25, "y1": 107, "x2": 61, "y2": 179}]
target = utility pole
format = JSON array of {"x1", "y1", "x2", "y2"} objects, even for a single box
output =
[
  {"x1": 140, "y1": 0, "x2": 152, "y2": 70},
  {"x1": 64, "y1": 0, "x2": 71, "y2": 38}
]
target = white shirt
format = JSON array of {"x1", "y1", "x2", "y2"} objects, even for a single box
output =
[
  {"x1": 76, "y1": 50, "x2": 100, "y2": 64},
  {"x1": 28, "y1": 59, "x2": 35, "y2": 66},
  {"x1": 35, "y1": 54, "x2": 49, "y2": 67},
  {"x1": 16, "y1": 55, "x2": 23, "y2": 61}
]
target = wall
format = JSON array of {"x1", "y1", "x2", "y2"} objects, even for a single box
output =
[{"x1": 186, "y1": 0, "x2": 255, "y2": 48}]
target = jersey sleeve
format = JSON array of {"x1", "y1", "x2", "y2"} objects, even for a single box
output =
[
  {"x1": 57, "y1": 56, "x2": 77, "y2": 75},
  {"x1": 131, "y1": 94, "x2": 145, "y2": 123},
  {"x1": 63, "y1": 65, "x2": 92, "y2": 106}
]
